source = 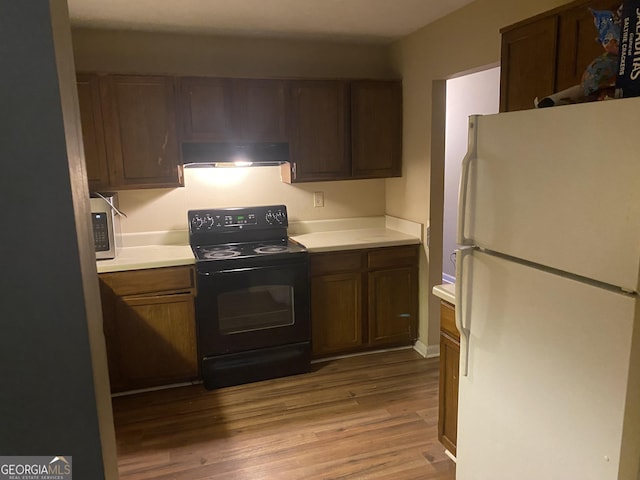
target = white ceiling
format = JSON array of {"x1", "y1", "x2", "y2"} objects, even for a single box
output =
[{"x1": 67, "y1": 0, "x2": 475, "y2": 44}]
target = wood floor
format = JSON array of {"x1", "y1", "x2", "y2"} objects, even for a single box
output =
[{"x1": 111, "y1": 348, "x2": 456, "y2": 480}]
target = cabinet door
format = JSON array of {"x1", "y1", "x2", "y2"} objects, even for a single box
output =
[
  {"x1": 100, "y1": 265, "x2": 194, "y2": 297},
  {"x1": 556, "y1": 0, "x2": 622, "y2": 91},
  {"x1": 311, "y1": 272, "x2": 363, "y2": 356},
  {"x1": 102, "y1": 75, "x2": 182, "y2": 188},
  {"x1": 77, "y1": 74, "x2": 109, "y2": 191},
  {"x1": 287, "y1": 80, "x2": 349, "y2": 182},
  {"x1": 351, "y1": 81, "x2": 402, "y2": 178},
  {"x1": 368, "y1": 266, "x2": 418, "y2": 346},
  {"x1": 439, "y1": 332, "x2": 460, "y2": 456},
  {"x1": 109, "y1": 292, "x2": 198, "y2": 392},
  {"x1": 233, "y1": 79, "x2": 288, "y2": 142},
  {"x1": 500, "y1": 16, "x2": 558, "y2": 112},
  {"x1": 178, "y1": 77, "x2": 233, "y2": 141}
]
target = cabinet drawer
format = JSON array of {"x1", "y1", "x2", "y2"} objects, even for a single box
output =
[
  {"x1": 310, "y1": 251, "x2": 365, "y2": 276},
  {"x1": 100, "y1": 266, "x2": 195, "y2": 296},
  {"x1": 368, "y1": 245, "x2": 418, "y2": 270},
  {"x1": 440, "y1": 301, "x2": 459, "y2": 340}
]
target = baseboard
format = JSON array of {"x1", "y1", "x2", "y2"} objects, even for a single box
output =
[
  {"x1": 414, "y1": 340, "x2": 440, "y2": 358},
  {"x1": 111, "y1": 380, "x2": 202, "y2": 397},
  {"x1": 412, "y1": 340, "x2": 427, "y2": 357},
  {"x1": 444, "y1": 449, "x2": 457, "y2": 463},
  {"x1": 311, "y1": 345, "x2": 413, "y2": 364}
]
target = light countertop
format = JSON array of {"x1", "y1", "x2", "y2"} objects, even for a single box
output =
[
  {"x1": 96, "y1": 216, "x2": 423, "y2": 273},
  {"x1": 96, "y1": 245, "x2": 194, "y2": 274},
  {"x1": 432, "y1": 283, "x2": 456, "y2": 305},
  {"x1": 290, "y1": 227, "x2": 420, "y2": 253}
]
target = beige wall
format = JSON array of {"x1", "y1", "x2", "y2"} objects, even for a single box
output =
[
  {"x1": 72, "y1": 27, "x2": 396, "y2": 78},
  {"x1": 388, "y1": 0, "x2": 571, "y2": 347},
  {"x1": 117, "y1": 168, "x2": 385, "y2": 234}
]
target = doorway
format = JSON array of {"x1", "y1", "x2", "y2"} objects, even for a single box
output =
[{"x1": 442, "y1": 67, "x2": 500, "y2": 283}]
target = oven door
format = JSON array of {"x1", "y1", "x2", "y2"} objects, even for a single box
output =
[{"x1": 195, "y1": 260, "x2": 310, "y2": 356}]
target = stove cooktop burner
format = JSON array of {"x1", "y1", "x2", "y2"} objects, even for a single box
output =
[
  {"x1": 253, "y1": 245, "x2": 288, "y2": 254},
  {"x1": 192, "y1": 240, "x2": 306, "y2": 263},
  {"x1": 200, "y1": 247, "x2": 242, "y2": 260}
]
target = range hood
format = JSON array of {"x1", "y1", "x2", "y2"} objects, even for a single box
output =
[{"x1": 182, "y1": 142, "x2": 289, "y2": 167}]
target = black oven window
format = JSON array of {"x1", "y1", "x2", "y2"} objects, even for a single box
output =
[{"x1": 217, "y1": 285, "x2": 295, "y2": 334}]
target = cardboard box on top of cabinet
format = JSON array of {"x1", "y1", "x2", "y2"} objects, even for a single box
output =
[{"x1": 616, "y1": 0, "x2": 640, "y2": 97}]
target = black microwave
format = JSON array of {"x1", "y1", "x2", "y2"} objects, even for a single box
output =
[{"x1": 89, "y1": 194, "x2": 121, "y2": 260}]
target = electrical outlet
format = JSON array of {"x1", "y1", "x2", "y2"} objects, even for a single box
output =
[{"x1": 313, "y1": 191, "x2": 324, "y2": 208}]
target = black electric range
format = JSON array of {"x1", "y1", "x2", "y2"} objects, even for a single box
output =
[{"x1": 188, "y1": 205, "x2": 311, "y2": 389}]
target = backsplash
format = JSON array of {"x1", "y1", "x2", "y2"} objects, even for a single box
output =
[{"x1": 108, "y1": 166, "x2": 386, "y2": 234}]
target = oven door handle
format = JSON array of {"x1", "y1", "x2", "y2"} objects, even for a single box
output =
[{"x1": 198, "y1": 266, "x2": 282, "y2": 276}]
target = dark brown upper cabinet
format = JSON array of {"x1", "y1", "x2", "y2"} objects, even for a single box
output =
[
  {"x1": 282, "y1": 79, "x2": 403, "y2": 183},
  {"x1": 77, "y1": 73, "x2": 109, "y2": 191},
  {"x1": 79, "y1": 73, "x2": 403, "y2": 189},
  {"x1": 500, "y1": 0, "x2": 623, "y2": 112},
  {"x1": 178, "y1": 77, "x2": 232, "y2": 141},
  {"x1": 500, "y1": 16, "x2": 558, "y2": 112},
  {"x1": 102, "y1": 75, "x2": 182, "y2": 188},
  {"x1": 351, "y1": 80, "x2": 402, "y2": 179},
  {"x1": 283, "y1": 80, "x2": 350, "y2": 182},
  {"x1": 178, "y1": 77, "x2": 288, "y2": 143},
  {"x1": 78, "y1": 74, "x2": 183, "y2": 190}
]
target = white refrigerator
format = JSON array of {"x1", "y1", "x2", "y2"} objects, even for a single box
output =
[{"x1": 454, "y1": 97, "x2": 640, "y2": 480}]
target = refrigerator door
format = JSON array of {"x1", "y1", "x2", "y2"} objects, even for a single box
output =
[
  {"x1": 458, "y1": 98, "x2": 640, "y2": 292},
  {"x1": 456, "y1": 249, "x2": 640, "y2": 480}
]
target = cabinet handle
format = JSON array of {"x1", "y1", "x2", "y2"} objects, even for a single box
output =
[
  {"x1": 455, "y1": 247, "x2": 472, "y2": 377},
  {"x1": 292, "y1": 162, "x2": 297, "y2": 180},
  {"x1": 457, "y1": 115, "x2": 478, "y2": 246}
]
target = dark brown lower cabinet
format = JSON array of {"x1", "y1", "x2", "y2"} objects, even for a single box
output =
[
  {"x1": 311, "y1": 271, "x2": 363, "y2": 356},
  {"x1": 99, "y1": 266, "x2": 198, "y2": 393},
  {"x1": 310, "y1": 245, "x2": 419, "y2": 358},
  {"x1": 368, "y1": 249, "x2": 418, "y2": 347},
  {"x1": 438, "y1": 300, "x2": 459, "y2": 456}
]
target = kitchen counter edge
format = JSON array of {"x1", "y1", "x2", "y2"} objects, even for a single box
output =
[
  {"x1": 432, "y1": 283, "x2": 456, "y2": 305},
  {"x1": 96, "y1": 245, "x2": 195, "y2": 274},
  {"x1": 290, "y1": 228, "x2": 421, "y2": 253},
  {"x1": 97, "y1": 227, "x2": 422, "y2": 274}
]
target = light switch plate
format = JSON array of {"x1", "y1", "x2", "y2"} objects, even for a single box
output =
[{"x1": 313, "y1": 191, "x2": 324, "y2": 208}]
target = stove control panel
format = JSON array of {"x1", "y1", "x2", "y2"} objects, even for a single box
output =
[
  {"x1": 223, "y1": 213, "x2": 257, "y2": 226},
  {"x1": 189, "y1": 205, "x2": 288, "y2": 233},
  {"x1": 265, "y1": 207, "x2": 287, "y2": 225}
]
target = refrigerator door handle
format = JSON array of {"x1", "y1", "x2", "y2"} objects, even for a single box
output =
[
  {"x1": 455, "y1": 247, "x2": 473, "y2": 377},
  {"x1": 456, "y1": 115, "x2": 478, "y2": 247}
]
